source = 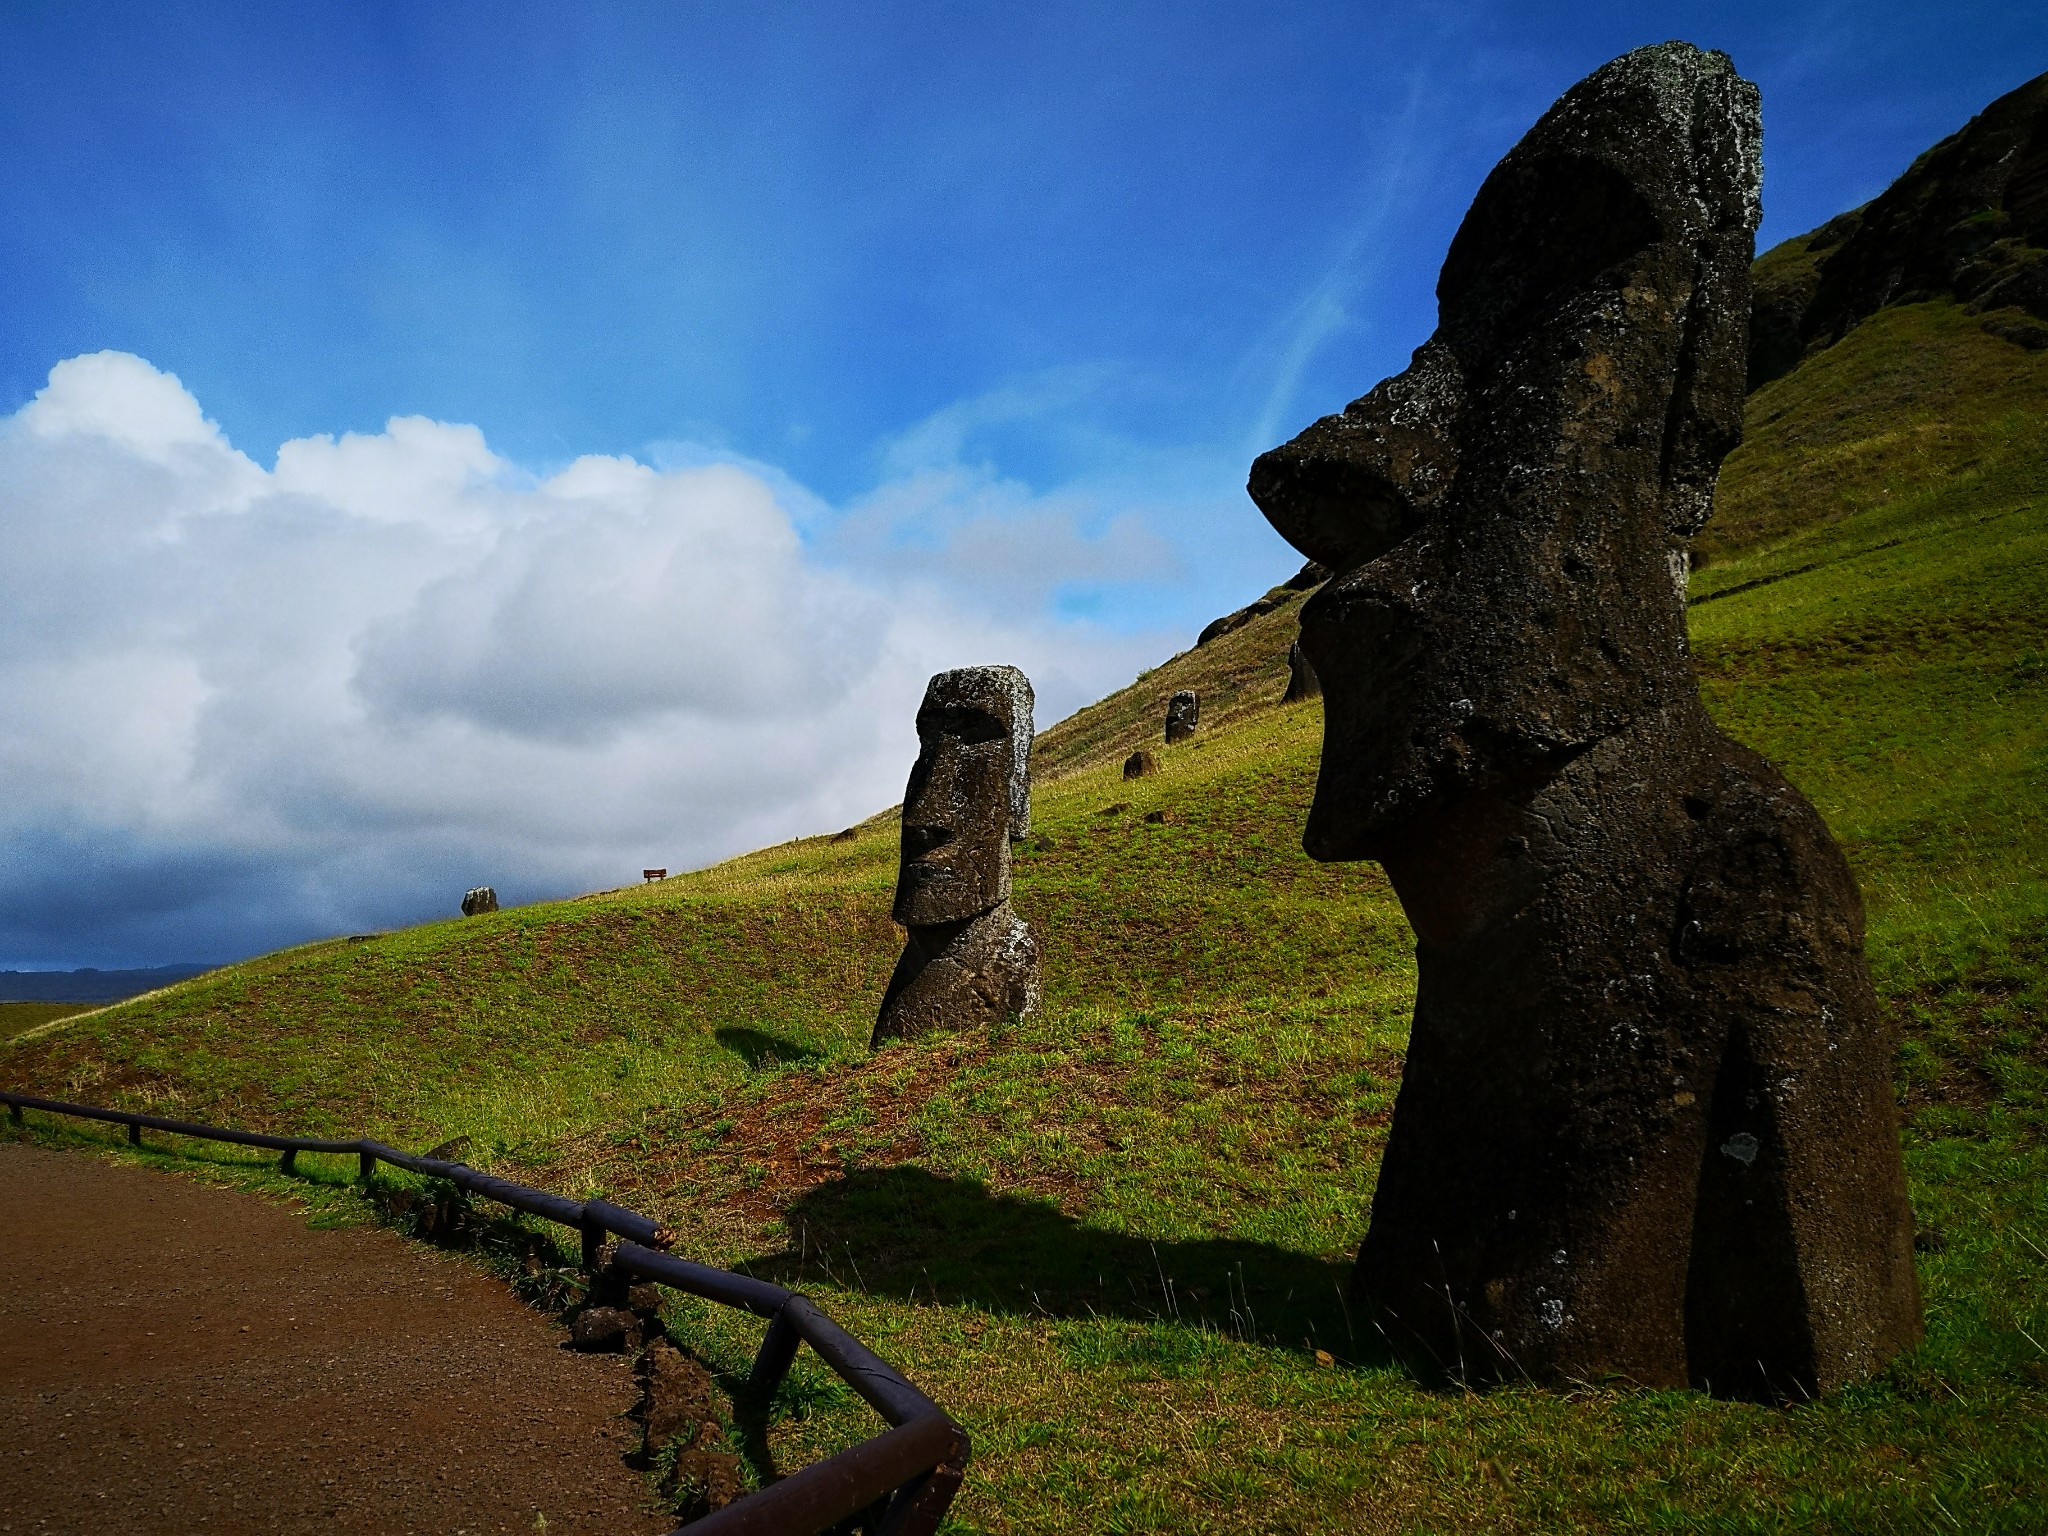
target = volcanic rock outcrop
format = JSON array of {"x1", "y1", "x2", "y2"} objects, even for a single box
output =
[
  {"x1": 1749, "y1": 69, "x2": 2048, "y2": 386},
  {"x1": 1248, "y1": 42, "x2": 1921, "y2": 1398},
  {"x1": 873, "y1": 666, "x2": 1041, "y2": 1046}
]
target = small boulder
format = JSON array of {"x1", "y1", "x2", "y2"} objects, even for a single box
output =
[
  {"x1": 460, "y1": 886, "x2": 497, "y2": 916},
  {"x1": 1122, "y1": 750, "x2": 1157, "y2": 780},
  {"x1": 1164, "y1": 690, "x2": 1200, "y2": 743},
  {"x1": 626, "y1": 1282, "x2": 664, "y2": 1317},
  {"x1": 570, "y1": 1306, "x2": 640, "y2": 1352},
  {"x1": 667, "y1": 1427, "x2": 743, "y2": 1518}
]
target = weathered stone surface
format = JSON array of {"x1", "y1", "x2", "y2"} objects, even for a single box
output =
[
  {"x1": 1248, "y1": 42, "x2": 1919, "y2": 1398},
  {"x1": 876, "y1": 667, "x2": 1042, "y2": 1045},
  {"x1": 1123, "y1": 749, "x2": 1158, "y2": 780},
  {"x1": 460, "y1": 886, "x2": 497, "y2": 917},
  {"x1": 569, "y1": 1306, "x2": 639, "y2": 1352},
  {"x1": 1283, "y1": 640, "x2": 1321, "y2": 703},
  {"x1": 873, "y1": 902, "x2": 1041, "y2": 1044},
  {"x1": 667, "y1": 1427, "x2": 742, "y2": 1518},
  {"x1": 1164, "y1": 690, "x2": 1199, "y2": 743},
  {"x1": 643, "y1": 1341, "x2": 718, "y2": 1453}
]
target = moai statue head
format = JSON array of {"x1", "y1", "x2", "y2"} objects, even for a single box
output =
[
  {"x1": 1251, "y1": 42, "x2": 1759, "y2": 859},
  {"x1": 893, "y1": 666, "x2": 1033, "y2": 927},
  {"x1": 1164, "y1": 689, "x2": 1199, "y2": 744}
]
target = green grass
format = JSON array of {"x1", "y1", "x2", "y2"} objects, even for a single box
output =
[
  {"x1": 7, "y1": 294, "x2": 2048, "y2": 1531},
  {"x1": 0, "y1": 1001, "x2": 96, "y2": 1042}
]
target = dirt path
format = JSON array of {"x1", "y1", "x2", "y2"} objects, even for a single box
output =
[{"x1": 0, "y1": 1141, "x2": 674, "y2": 1535}]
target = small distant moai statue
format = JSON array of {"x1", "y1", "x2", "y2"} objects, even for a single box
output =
[
  {"x1": 1248, "y1": 43, "x2": 1920, "y2": 1398},
  {"x1": 460, "y1": 886, "x2": 497, "y2": 916},
  {"x1": 1282, "y1": 640, "x2": 1321, "y2": 703},
  {"x1": 873, "y1": 666, "x2": 1042, "y2": 1046},
  {"x1": 1123, "y1": 749, "x2": 1158, "y2": 780},
  {"x1": 1164, "y1": 689, "x2": 1199, "y2": 743}
]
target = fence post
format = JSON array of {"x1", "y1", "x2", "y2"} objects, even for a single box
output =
[
  {"x1": 279, "y1": 1148, "x2": 297, "y2": 1175},
  {"x1": 128, "y1": 1122, "x2": 142, "y2": 1146},
  {"x1": 358, "y1": 1150, "x2": 375, "y2": 1182},
  {"x1": 748, "y1": 1307, "x2": 804, "y2": 1401},
  {"x1": 8, "y1": 1101, "x2": 22, "y2": 1125},
  {"x1": 875, "y1": 1434, "x2": 967, "y2": 1536},
  {"x1": 579, "y1": 1210, "x2": 605, "y2": 1272}
]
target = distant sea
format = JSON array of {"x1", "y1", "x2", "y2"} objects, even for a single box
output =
[{"x1": 0, "y1": 966, "x2": 210, "y2": 1003}]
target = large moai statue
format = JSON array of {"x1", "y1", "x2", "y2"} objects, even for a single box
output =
[
  {"x1": 1247, "y1": 43, "x2": 1920, "y2": 1398},
  {"x1": 873, "y1": 666, "x2": 1042, "y2": 1047}
]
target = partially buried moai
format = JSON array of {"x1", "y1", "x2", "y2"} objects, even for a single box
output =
[
  {"x1": 873, "y1": 666, "x2": 1042, "y2": 1046},
  {"x1": 1247, "y1": 43, "x2": 1920, "y2": 1398}
]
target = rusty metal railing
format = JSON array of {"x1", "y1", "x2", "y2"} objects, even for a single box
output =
[{"x1": 1, "y1": 1089, "x2": 968, "y2": 1535}]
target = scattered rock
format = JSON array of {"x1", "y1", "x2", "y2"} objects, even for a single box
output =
[
  {"x1": 570, "y1": 1307, "x2": 640, "y2": 1353},
  {"x1": 1983, "y1": 311, "x2": 2048, "y2": 350},
  {"x1": 1096, "y1": 802, "x2": 1130, "y2": 816},
  {"x1": 1142, "y1": 810, "x2": 1169, "y2": 825},
  {"x1": 1122, "y1": 749, "x2": 1158, "y2": 780},
  {"x1": 460, "y1": 887, "x2": 497, "y2": 917},
  {"x1": 626, "y1": 1282, "x2": 664, "y2": 1317},
  {"x1": 830, "y1": 826, "x2": 859, "y2": 843},
  {"x1": 1164, "y1": 690, "x2": 1200, "y2": 743},
  {"x1": 642, "y1": 1341, "x2": 718, "y2": 1452},
  {"x1": 874, "y1": 667, "x2": 1043, "y2": 1046},
  {"x1": 667, "y1": 1427, "x2": 742, "y2": 1519},
  {"x1": 1249, "y1": 41, "x2": 1920, "y2": 1399}
]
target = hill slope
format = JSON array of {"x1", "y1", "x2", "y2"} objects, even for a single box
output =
[{"x1": 8, "y1": 306, "x2": 2048, "y2": 1529}]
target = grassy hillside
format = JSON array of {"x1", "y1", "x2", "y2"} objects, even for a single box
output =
[{"x1": 8, "y1": 294, "x2": 2048, "y2": 1531}]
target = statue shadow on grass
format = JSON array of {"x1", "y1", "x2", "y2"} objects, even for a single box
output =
[
  {"x1": 714, "y1": 1026, "x2": 824, "y2": 1070},
  {"x1": 740, "y1": 1165, "x2": 1395, "y2": 1370}
]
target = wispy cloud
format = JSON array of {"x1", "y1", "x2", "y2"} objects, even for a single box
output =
[{"x1": 1240, "y1": 66, "x2": 1438, "y2": 456}]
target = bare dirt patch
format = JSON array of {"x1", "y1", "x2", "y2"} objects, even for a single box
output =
[{"x1": 0, "y1": 1141, "x2": 671, "y2": 1535}]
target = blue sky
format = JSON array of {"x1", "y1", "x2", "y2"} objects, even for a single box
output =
[{"x1": 1, "y1": 2, "x2": 2042, "y2": 967}]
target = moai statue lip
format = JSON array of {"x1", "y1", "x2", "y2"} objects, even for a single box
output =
[
  {"x1": 1246, "y1": 43, "x2": 1920, "y2": 1398},
  {"x1": 893, "y1": 666, "x2": 1034, "y2": 927}
]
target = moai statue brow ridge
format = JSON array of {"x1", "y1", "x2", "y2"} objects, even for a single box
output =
[
  {"x1": 873, "y1": 666, "x2": 1042, "y2": 1046},
  {"x1": 1247, "y1": 42, "x2": 1920, "y2": 1398}
]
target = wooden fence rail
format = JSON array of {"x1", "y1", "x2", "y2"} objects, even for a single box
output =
[{"x1": 1, "y1": 1088, "x2": 968, "y2": 1536}]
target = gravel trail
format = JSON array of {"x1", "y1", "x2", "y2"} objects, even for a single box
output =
[{"x1": 0, "y1": 1140, "x2": 673, "y2": 1535}]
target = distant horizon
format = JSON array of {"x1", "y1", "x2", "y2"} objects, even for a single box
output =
[{"x1": 3, "y1": 3, "x2": 2043, "y2": 969}]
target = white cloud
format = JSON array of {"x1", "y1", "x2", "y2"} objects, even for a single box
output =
[{"x1": 0, "y1": 353, "x2": 1171, "y2": 966}]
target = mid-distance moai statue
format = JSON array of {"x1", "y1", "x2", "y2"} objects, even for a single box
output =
[
  {"x1": 1164, "y1": 689, "x2": 1200, "y2": 743},
  {"x1": 873, "y1": 666, "x2": 1042, "y2": 1046},
  {"x1": 1248, "y1": 43, "x2": 1921, "y2": 1398}
]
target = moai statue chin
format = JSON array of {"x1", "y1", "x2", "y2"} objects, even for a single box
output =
[
  {"x1": 1248, "y1": 43, "x2": 1921, "y2": 1398},
  {"x1": 873, "y1": 666, "x2": 1042, "y2": 1046}
]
